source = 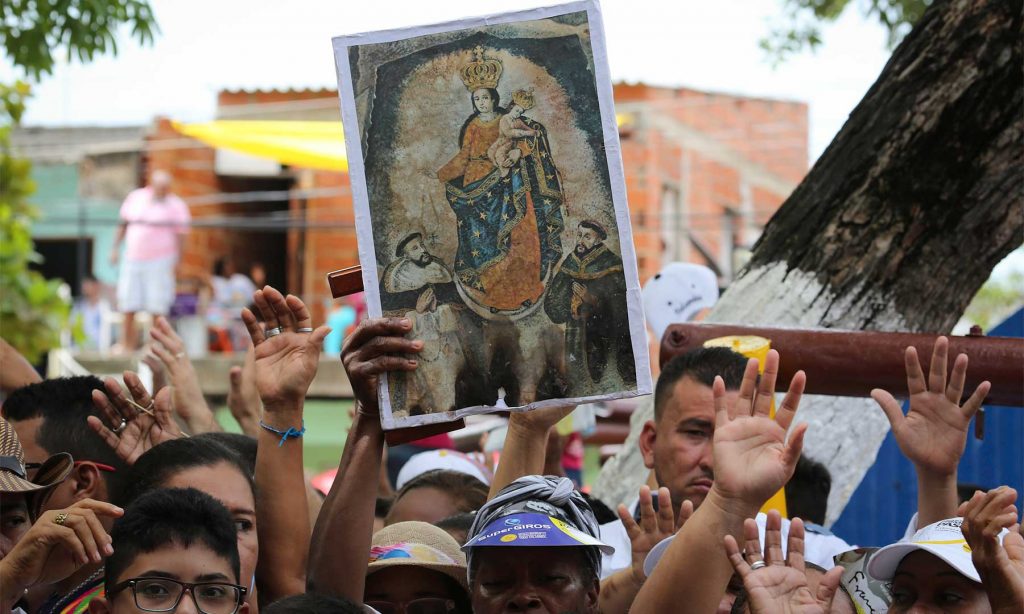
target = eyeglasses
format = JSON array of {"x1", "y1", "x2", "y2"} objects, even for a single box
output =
[
  {"x1": 106, "y1": 577, "x2": 247, "y2": 614},
  {"x1": 365, "y1": 598, "x2": 456, "y2": 614}
]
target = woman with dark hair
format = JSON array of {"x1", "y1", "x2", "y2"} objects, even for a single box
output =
[
  {"x1": 117, "y1": 436, "x2": 260, "y2": 609},
  {"x1": 437, "y1": 47, "x2": 565, "y2": 317}
]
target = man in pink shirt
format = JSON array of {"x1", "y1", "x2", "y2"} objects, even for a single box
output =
[{"x1": 110, "y1": 170, "x2": 191, "y2": 351}]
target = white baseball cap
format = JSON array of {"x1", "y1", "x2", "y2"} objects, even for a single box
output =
[
  {"x1": 867, "y1": 517, "x2": 1007, "y2": 583},
  {"x1": 396, "y1": 449, "x2": 493, "y2": 490}
]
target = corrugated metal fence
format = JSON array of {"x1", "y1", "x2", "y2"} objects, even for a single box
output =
[{"x1": 832, "y1": 308, "x2": 1024, "y2": 546}]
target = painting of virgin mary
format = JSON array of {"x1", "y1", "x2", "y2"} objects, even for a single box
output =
[
  {"x1": 437, "y1": 47, "x2": 565, "y2": 319},
  {"x1": 334, "y1": 1, "x2": 652, "y2": 428}
]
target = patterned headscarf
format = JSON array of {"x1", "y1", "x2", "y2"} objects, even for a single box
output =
[{"x1": 465, "y1": 475, "x2": 603, "y2": 583}]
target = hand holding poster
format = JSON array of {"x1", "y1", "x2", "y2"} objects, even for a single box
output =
[{"x1": 333, "y1": 0, "x2": 652, "y2": 429}]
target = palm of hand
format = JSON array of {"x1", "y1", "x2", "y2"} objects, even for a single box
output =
[
  {"x1": 254, "y1": 333, "x2": 317, "y2": 405},
  {"x1": 745, "y1": 567, "x2": 827, "y2": 614},
  {"x1": 895, "y1": 392, "x2": 967, "y2": 475},
  {"x1": 713, "y1": 417, "x2": 791, "y2": 503}
]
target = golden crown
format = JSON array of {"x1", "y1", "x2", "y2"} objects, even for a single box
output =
[
  {"x1": 460, "y1": 46, "x2": 502, "y2": 91},
  {"x1": 511, "y1": 88, "x2": 535, "y2": 110}
]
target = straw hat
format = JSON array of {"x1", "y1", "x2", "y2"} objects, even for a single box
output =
[
  {"x1": 368, "y1": 521, "x2": 469, "y2": 591},
  {"x1": 0, "y1": 418, "x2": 73, "y2": 514}
]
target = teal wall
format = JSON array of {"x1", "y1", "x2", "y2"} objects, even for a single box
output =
[{"x1": 30, "y1": 163, "x2": 122, "y2": 285}]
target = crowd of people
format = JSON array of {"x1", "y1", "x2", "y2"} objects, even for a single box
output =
[{"x1": 0, "y1": 284, "x2": 1021, "y2": 614}]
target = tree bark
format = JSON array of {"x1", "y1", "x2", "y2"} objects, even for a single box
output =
[{"x1": 594, "y1": 0, "x2": 1023, "y2": 522}]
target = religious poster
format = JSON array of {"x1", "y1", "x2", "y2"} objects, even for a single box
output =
[{"x1": 333, "y1": 0, "x2": 652, "y2": 429}]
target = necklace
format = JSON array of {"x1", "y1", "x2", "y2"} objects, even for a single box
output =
[{"x1": 44, "y1": 566, "x2": 104, "y2": 614}]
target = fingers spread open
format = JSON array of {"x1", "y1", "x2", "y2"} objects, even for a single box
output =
[
  {"x1": 637, "y1": 486, "x2": 656, "y2": 534},
  {"x1": 241, "y1": 307, "x2": 265, "y2": 346},
  {"x1": 86, "y1": 415, "x2": 121, "y2": 450},
  {"x1": 618, "y1": 504, "x2": 640, "y2": 538},
  {"x1": 785, "y1": 516, "x2": 806, "y2": 571},
  {"x1": 265, "y1": 286, "x2": 297, "y2": 330},
  {"x1": 656, "y1": 487, "x2": 675, "y2": 535},
  {"x1": 776, "y1": 370, "x2": 805, "y2": 431},
  {"x1": 960, "y1": 380, "x2": 991, "y2": 420},
  {"x1": 122, "y1": 371, "x2": 154, "y2": 411},
  {"x1": 676, "y1": 500, "x2": 694, "y2": 531},
  {"x1": 91, "y1": 388, "x2": 124, "y2": 429},
  {"x1": 784, "y1": 423, "x2": 809, "y2": 471},
  {"x1": 736, "y1": 358, "x2": 760, "y2": 417},
  {"x1": 713, "y1": 376, "x2": 730, "y2": 429},
  {"x1": 286, "y1": 294, "x2": 313, "y2": 330},
  {"x1": 946, "y1": 353, "x2": 969, "y2": 405},
  {"x1": 763, "y1": 510, "x2": 784, "y2": 566},
  {"x1": 742, "y1": 517, "x2": 763, "y2": 565},
  {"x1": 252, "y1": 288, "x2": 279, "y2": 330},
  {"x1": 753, "y1": 350, "x2": 779, "y2": 417},
  {"x1": 927, "y1": 336, "x2": 949, "y2": 393},
  {"x1": 870, "y1": 388, "x2": 904, "y2": 429},
  {"x1": 904, "y1": 346, "x2": 926, "y2": 395},
  {"x1": 723, "y1": 535, "x2": 750, "y2": 577},
  {"x1": 817, "y1": 566, "x2": 844, "y2": 609}
]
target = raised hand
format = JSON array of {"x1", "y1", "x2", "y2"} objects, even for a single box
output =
[
  {"x1": 961, "y1": 487, "x2": 1023, "y2": 613},
  {"x1": 871, "y1": 337, "x2": 990, "y2": 477},
  {"x1": 711, "y1": 350, "x2": 808, "y2": 508},
  {"x1": 340, "y1": 317, "x2": 421, "y2": 416},
  {"x1": 226, "y1": 346, "x2": 261, "y2": 437},
  {"x1": 724, "y1": 512, "x2": 842, "y2": 614},
  {"x1": 88, "y1": 372, "x2": 184, "y2": 465},
  {"x1": 0, "y1": 499, "x2": 123, "y2": 606},
  {"x1": 241, "y1": 286, "x2": 330, "y2": 411},
  {"x1": 148, "y1": 316, "x2": 219, "y2": 434},
  {"x1": 619, "y1": 486, "x2": 692, "y2": 584}
]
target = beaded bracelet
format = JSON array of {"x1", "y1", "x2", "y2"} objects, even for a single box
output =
[{"x1": 259, "y1": 420, "x2": 306, "y2": 447}]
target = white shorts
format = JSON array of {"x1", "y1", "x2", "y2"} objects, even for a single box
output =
[{"x1": 117, "y1": 255, "x2": 177, "y2": 315}]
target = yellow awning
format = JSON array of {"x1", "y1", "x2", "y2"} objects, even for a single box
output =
[
  {"x1": 174, "y1": 115, "x2": 631, "y2": 173},
  {"x1": 173, "y1": 120, "x2": 348, "y2": 171}
]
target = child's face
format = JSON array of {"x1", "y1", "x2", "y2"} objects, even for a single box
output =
[
  {"x1": 509, "y1": 104, "x2": 524, "y2": 118},
  {"x1": 96, "y1": 543, "x2": 247, "y2": 613}
]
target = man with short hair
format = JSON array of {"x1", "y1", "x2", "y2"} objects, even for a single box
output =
[
  {"x1": 110, "y1": 169, "x2": 190, "y2": 352},
  {"x1": 88, "y1": 487, "x2": 249, "y2": 614},
  {"x1": 2, "y1": 375, "x2": 128, "y2": 612},
  {"x1": 544, "y1": 220, "x2": 635, "y2": 389}
]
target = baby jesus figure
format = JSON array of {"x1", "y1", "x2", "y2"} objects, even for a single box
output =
[{"x1": 488, "y1": 89, "x2": 540, "y2": 177}]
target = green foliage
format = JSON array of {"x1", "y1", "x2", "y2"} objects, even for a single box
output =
[
  {"x1": 961, "y1": 268, "x2": 1024, "y2": 332},
  {"x1": 1, "y1": 0, "x2": 159, "y2": 80},
  {"x1": 0, "y1": 82, "x2": 71, "y2": 362},
  {"x1": 761, "y1": 0, "x2": 931, "y2": 65},
  {"x1": 1, "y1": 1, "x2": 157, "y2": 362}
]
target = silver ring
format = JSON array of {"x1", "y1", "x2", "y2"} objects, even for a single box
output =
[
  {"x1": 265, "y1": 327, "x2": 284, "y2": 338},
  {"x1": 296, "y1": 327, "x2": 314, "y2": 333},
  {"x1": 175, "y1": 351, "x2": 186, "y2": 359},
  {"x1": 749, "y1": 560, "x2": 767, "y2": 571},
  {"x1": 112, "y1": 418, "x2": 128, "y2": 434}
]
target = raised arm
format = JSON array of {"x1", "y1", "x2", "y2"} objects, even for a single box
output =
[
  {"x1": 149, "y1": 316, "x2": 221, "y2": 434},
  {"x1": 599, "y1": 486, "x2": 692, "y2": 614},
  {"x1": 487, "y1": 404, "x2": 575, "y2": 500},
  {"x1": 870, "y1": 336, "x2": 990, "y2": 528},
  {"x1": 306, "y1": 317, "x2": 421, "y2": 602},
  {"x1": 633, "y1": 350, "x2": 808, "y2": 614},
  {"x1": 961, "y1": 486, "x2": 1023, "y2": 614},
  {"x1": 241, "y1": 286, "x2": 329, "y2": 603}
]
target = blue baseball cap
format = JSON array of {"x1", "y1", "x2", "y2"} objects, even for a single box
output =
[{"x1": 462, "y1": 511, "x2": 614, "y2": 553}]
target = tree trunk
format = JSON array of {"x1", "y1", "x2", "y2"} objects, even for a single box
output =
[{"x1": 594, "y1": 0, "x2": 1023, "y2": 523}]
